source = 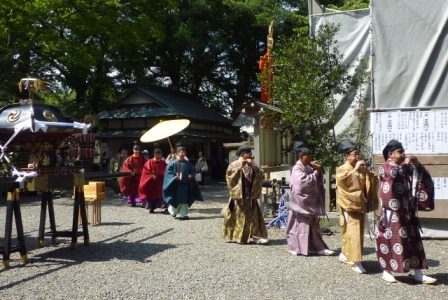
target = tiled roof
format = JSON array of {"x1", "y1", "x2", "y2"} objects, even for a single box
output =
[
  {"x1": 97, "y1": 86, "x2": 231, "y2": 125},
  {"x1": 95, "y1": 128, "x2": 239, "y2": 141}
]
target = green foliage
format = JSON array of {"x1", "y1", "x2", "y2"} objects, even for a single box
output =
[
  {"x1": 338, "y1": 57, "x2": 372, "y2": 164},
  {"x1": 0, "y1": 0, "x2": 303, "y2": 118},
  {"x1": 320, "y1": 0, "x2": 370, "y2": 10},
  {"x1": 272, "y1": 23, "x2": 366, "y2": 167},
  {"x1": 0, "y1": 0, "x2": 164, "y2": 115},
  {"x1": 1, "y1": 0, "x2": 372, "y2": 128}
]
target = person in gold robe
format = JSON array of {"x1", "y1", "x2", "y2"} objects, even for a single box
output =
[
  {"x1": 223, "y1": 146, "x2": 268, "y2": 244},
  {"x1": 336, "y1": 139, "x2": 378, "y2": 274}
]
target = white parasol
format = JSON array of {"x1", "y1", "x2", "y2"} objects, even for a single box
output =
[{"x1": 140, "y1": 119, "x2": 190, "y2": 150}]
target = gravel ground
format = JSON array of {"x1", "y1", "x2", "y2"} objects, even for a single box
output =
[{"x1": 0, "y1": 183, "x2": 447, "y2": 300}]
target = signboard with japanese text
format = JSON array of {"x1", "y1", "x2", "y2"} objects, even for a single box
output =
[
  {"x1": 371, "y1": 110, "x2": 448, "y2": 215},
  {"x1": 371, "y1": 110, "x2": 448, "y2": 155},
  {"x1": 433, "y1": 177, "x2": 448, "y2": 200}
]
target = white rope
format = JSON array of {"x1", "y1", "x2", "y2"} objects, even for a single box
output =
[{"x1": 0, "y1": 125, "x2": 25, "y2": 161}]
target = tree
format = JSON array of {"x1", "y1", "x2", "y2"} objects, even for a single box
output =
[
  {"x1": 0, "y1": 0, "x2": 302, "y2": 117},
  {"x1": 319, "y1": 0, "x2": 369, "y2": 10},
  {"x1": 0, "y1": 0, "x2": 164, "y2": 114},
  {"x1": 271, "y1": 23, "x2": 366, "y2": 167},
  {"x1": 137, "y1": 0, "x2": 303, "y2": 117}
]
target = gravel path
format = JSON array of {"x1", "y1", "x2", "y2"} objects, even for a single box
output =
[{"x1": 0, "y1": 183, "x2": 447, "y2": 300}]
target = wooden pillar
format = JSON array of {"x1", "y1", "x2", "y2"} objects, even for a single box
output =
[
  {"x1": 286, "y1": 132, "x2": 293, "y2": 164},
  {"x1": 324, "y1": 168, "x2": 331, "y2": 213},
  {"x1": 276, "y1": 132, "x2": 282, "y2": 165},
  {"x1": 324, "y1": 167, "x2": 337, "y2": 212},
  {"x1": 254, "y1": 117, "x2": 262, "y2": 167}
]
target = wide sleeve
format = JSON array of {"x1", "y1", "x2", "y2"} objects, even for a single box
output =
[
  {"x1": 415, "y1": 164, "x2": 435, "y2": 211},
  {"x1": 335, "y1": 163, "x2": 365, "y2": 211},
  {"x1": 250, "y1": 164, "x2": 264, "y2": 199},
  {"x1": 365, "y1": 170, "x2": 380, "y2": 213},
  {"x1": 162, "y1": 161, "x2": 178, "y2": 205},
  {"x1": 288, "y1": 164, "x2": 324, "y2": 215},
  {"x1": 138, "y1": 160, "x2": 156, "y2": 199},
  {"x1": 121, "y1": 157, "x2": 132, "y2": 173},
  {"x1": 147, "y1": 160, "x2": 156, "y2": 177},
  {"x1": 158, "y1": 160, "x2": 167, "y2": 177},
  {"x1": 226, "y1": 161, "x2": 243, "y2": 199},
  {"x1": 294, "y1": 165, "x2": 319, "y2": 194},
  {"x1": 119, "y1": 157, "x2": 132, "y2": 194},
  {"x1": 336, "y1": 164, "x2": 363, "y2": 193},
  {"x1": 188, "y1": 162, "x2": 203, "y2": 202}
]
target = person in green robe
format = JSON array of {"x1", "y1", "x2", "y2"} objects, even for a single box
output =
[{"x1": 163, "y1": 145, "x2": 202, "y2": 220}]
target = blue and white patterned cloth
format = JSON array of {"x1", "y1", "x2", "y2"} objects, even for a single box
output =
[{"x1": 266, "y1": 188, "x2": 290, "y2": 229}]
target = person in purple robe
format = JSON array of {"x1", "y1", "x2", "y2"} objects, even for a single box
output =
[
  {"x1": 286, "y1": 144, "x2": 334, "y2": 256},
  {"x1": 376, "y1": 139, "x2": 436, "y2": 284}
]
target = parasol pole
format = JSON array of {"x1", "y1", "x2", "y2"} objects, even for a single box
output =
[
  {"x1": 157, "y1": 118, "x2": 174, "y2": 153},
  {"x1": 167, "y1": 136, "x2": 174, "y2": 154}
]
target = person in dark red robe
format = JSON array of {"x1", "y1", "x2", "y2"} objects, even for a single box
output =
[
  {"x1": 376, "y1": 139, "x2": 436, "y2": 284},
  {"x1": 138, "y1": 148, "x2": 167, "y2": 213},
  {"x1": 120, "y1": 144, "x2": 145, "y2": 206}
]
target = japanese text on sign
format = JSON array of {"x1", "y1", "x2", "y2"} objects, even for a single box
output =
[{"x1": 371, "y1": 110, "x2": 448, "y2": 154}]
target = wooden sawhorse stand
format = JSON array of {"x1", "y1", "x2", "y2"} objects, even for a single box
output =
[
  {"x1": 37, "y1": 175, "x2": 89, "y2": 248},
  {"x1": 1, "y1": 188, "x2": 28, "y2": 268}
]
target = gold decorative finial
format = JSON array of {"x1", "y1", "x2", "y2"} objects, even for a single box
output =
[{"x1": 18, "y1": 78, "x2": 46, "y2": 100}]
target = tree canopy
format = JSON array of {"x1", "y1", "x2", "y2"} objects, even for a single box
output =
[
  {"x1": 320, "y1": 0, "x2": 369, "y2": 10},
  {"x1": 0, "y1": 0, "x2": 305, "y2": 117},
  {"x1": 270, "y1": 1, "x2": 370, "y2": 167},
  {"x1": 0, "y1": 0, "x2": 369, "y2": 123}
]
